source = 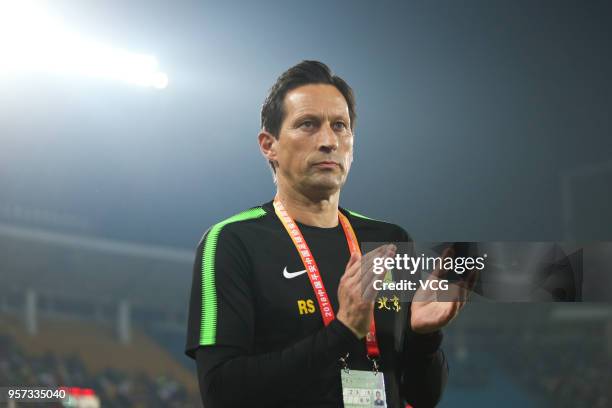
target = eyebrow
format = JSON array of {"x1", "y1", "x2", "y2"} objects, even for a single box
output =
[
  {"x1": 291, "y1": 112, "x2": 349, "y2": 124},
  {"x1": 292, "y1": 113, "x2": 320, "y2": 123}
]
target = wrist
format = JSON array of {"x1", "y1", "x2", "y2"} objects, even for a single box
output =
[
  {"x1": 336, "y1": 313, "x2": 365, "y2": 339},
  {"x1": 406, "y1": 329, "x2": 443, "y2": 355}
]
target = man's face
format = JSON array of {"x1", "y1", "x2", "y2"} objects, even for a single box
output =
[{"x1": 273, "y1": 83, "x2": 353, "y2": 195}]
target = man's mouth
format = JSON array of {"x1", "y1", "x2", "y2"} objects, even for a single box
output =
[{"x1": 313, "y1": 161, "x2": 340, "y2": 169}]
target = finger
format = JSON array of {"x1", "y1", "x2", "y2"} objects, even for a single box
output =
[
  {"x1": 462, "y1": 273, "x2": 477, "y2": 303},
  {"x1": 346, "y1": 244, "x2": 394, "y2": 286},
  {"x1": 362, "y1": 245, "x2": 396, "y2": 287},
  {"x1": 362, "y1": 253, "x2": 395, "y2": 301},
  {"x1": 362, "y1": 277, "x2": 379, "y2": 302},
  {"x1": 450, "y1": 301, "x2": 462, "y2": 318},
  {"x1": 462, "y1": 272, "x2": 477, "y2": 303},
  {"x1": 358, "y1": 244, "x2": 395, "y2": 275},
  {"x1": 347, "y1": 251, "x2": 361, "y2": 271},
  {"x1": 415, "y1": 247, "x2": 455, "y2": 303},
  {"x1": 430, "y1": 246, "x2": 455, "y2": 280},
  {"x1": 466, "y1": 268, "x2": 479, "y2": 291},
  {"x1": 441, "y1": 279, "x2": 467, "y2": 304},
  {"x1": 453, "y1": 283, "x2": 467, "y2": 306},
  {"x1": 454, "y1": 268, "x2": 478, "y2": 303},
  {"x1": 342, "y1": 252, "x2": 362, "y2": 279},
  {"x1": 413, "y1": 282, "x2": 438, "y2": 303},
  {"x1": 358, "y1": 245, "x2": 397, "y2": 301}
]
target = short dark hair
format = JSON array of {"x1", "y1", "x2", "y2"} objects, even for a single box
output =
[
  {"x1": 261, "y1": 60, "x2": 356, "y2": 137},
  {"x1": 260, "y1": 61, "x2": 356, "y2": 175}
]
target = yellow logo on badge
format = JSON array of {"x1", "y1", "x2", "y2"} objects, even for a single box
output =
[
  {"x1": 376, "y1": 295, "x2": 401, "y2": 312},
  {"x1": 297, "y1": 299, "x2": 316, "y2": 315}
]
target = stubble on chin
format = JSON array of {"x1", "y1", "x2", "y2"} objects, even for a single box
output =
[{"x1": 301, "y1": 172, "x2": 347, "y2": 198}]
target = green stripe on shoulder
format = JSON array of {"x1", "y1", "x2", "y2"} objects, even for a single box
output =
[
  {"x1": 200, "y1": 206, "x2": 266, "y2": 346},
  {"x1": 346, "y1": 208, "x2": 380, "y2": 222}
]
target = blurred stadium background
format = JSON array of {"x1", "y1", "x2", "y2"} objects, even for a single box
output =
[
  {"x1": 1, "y1": 0, "x2": 611, "y2": 407},
  {"x1": 1, "y1": 227, "x2": 611, "y2": 407}
]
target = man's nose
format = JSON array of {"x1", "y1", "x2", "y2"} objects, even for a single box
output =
[{"x1": 317, "y1": 122, "x2": 338, "y2": 152}]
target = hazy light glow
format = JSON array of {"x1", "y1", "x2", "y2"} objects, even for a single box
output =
[{"x1": 0, "y1": 1, "x2": 168, "y2": 89}]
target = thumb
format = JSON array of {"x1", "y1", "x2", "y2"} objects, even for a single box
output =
[
  {"x1": 431, "y1": 247, "x2": 455, "y2": 279},
  {"x1": 344, "y1": 251, "x2": 361, "y2": 276},
  {"x1": 347, "y1": 251, "x2": 361, "y2": 268}
]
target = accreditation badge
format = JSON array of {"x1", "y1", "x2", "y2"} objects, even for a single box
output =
[{"x1": 341, "y1": 369, "x2": 387, "y2": 407}]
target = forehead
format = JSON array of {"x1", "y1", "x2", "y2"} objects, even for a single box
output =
[{"x1": 283, "y1": 84, "x2": 349, "y2": 118}]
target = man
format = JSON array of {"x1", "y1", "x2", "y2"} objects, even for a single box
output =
[
  {"x1": 186, "y1": 61, "x2": 465, "y2": 407},
  {"x1": 375, "y1": 390, "x2": 386, "y2": 406}
]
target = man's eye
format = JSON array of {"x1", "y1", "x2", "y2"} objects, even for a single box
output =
[
  {"x1": 300, "y1": 120, "x2": 314, "y2": 129},
  {"x1": 333, "y1": 122, "x2": 347, "y2": 130}
]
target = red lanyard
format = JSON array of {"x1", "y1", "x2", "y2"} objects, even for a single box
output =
[{"x1": 273, "y1": 197, "x2": 380, "y2": 359}]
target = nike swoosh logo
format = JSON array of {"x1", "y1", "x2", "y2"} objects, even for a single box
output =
[{"x1": 283, "y1": 266, "x2": 307, "y2": 279}]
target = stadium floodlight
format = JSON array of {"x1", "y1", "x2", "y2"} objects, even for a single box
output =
[{"x1": 0, "y1": 0, "x2": 168, "y2": 89}]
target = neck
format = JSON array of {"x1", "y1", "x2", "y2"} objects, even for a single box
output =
[{"x1": 275, "y1": 184, "x2": 340, "y2": 228}]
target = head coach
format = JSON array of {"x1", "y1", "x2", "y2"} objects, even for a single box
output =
[{"x1": 186, "y1": 61, "x2": 466, "y2": 407}]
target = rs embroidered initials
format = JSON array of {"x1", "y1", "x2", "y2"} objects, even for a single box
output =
[{"x1": 297, "y1": 299, "x2": 315, "y2": 315}]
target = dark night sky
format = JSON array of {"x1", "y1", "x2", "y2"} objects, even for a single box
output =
[{"x1": 1, "y1": 0, "x2": 611, "y2": 249}]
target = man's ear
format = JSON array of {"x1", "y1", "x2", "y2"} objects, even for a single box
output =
[{"x1": 258, "y1": 130, "x2": 278, "y2": 166}]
